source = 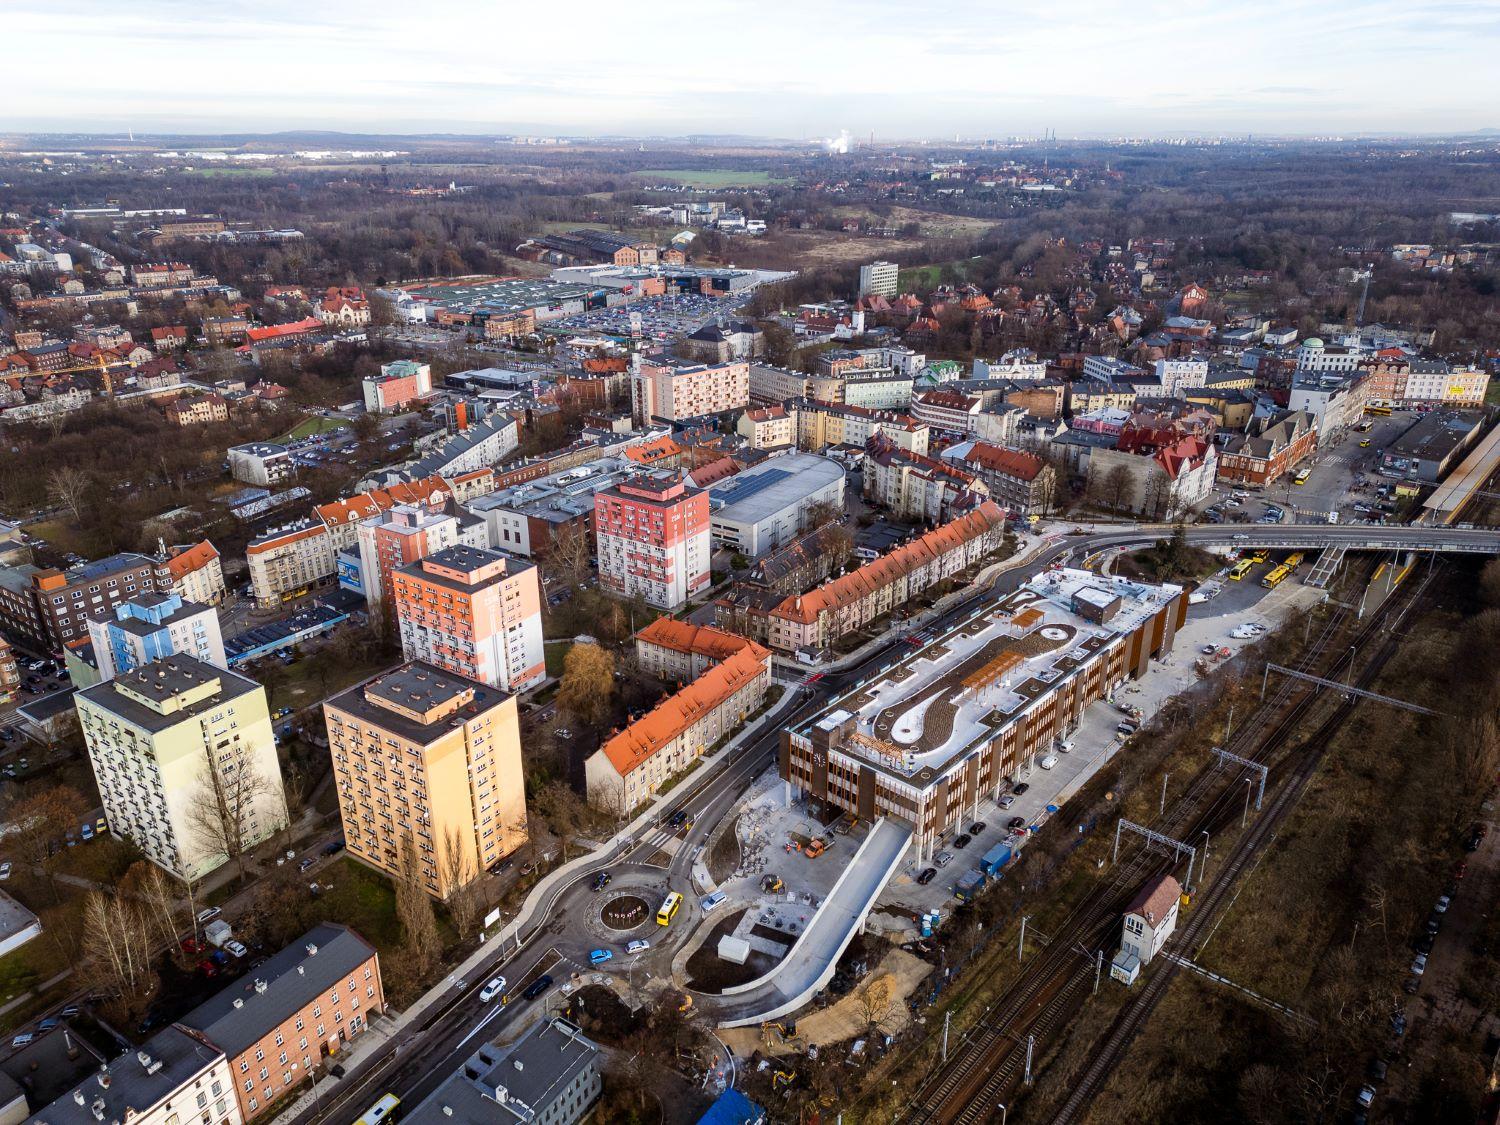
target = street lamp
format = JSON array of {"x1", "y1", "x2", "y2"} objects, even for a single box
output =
[{"x1": 998, "y1": 1103, "x2": 1008, "y2": 1125}]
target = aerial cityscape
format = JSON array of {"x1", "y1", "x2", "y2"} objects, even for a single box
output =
[{"x1": 0, "y1": 7, "x2": 1497, "y2": 1125}]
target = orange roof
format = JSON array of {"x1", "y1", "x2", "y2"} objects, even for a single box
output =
[
  {"x1": 625, "y1": 435, "x2": 683, "y2": 465},
  {"x1": 165, "y1": 539, "x2": 219, "y2": 579},
  {"x1": 245, "y1": 317, "x2": 323, "y2": 343},
  {"x1": 315, "y1": 476, "x2": 450, "y2": 528},
  {"x1": 637, "y1": 618, "x2": 769, "y2": 664},
  {"x1": 688, "y1": 456, "x2": 740, "y2": 488},
  {"x1": 1011, "y1": 606, "x2": 1044, "y2": 630},
  {"x1": 599, "y1": 647, "x2": 768, "y2": 776},
  {"x1": 247, "y1": 523, "x2": 326, "y2": 554},
  {"x1": 961, "y1": 442, "x2": 1046, "y2": 482},
  {"x1": 771, "y1": 501, "x2": 1005, "y2": 625}
]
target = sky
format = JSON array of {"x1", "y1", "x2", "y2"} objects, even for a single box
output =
[{"x1": 8, "y1": 0, "x2": 1500, "y2": 138}]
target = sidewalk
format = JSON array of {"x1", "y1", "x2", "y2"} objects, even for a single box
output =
[{"x1": 266, "y1": 683, "x2": 806, "y2": 1125}]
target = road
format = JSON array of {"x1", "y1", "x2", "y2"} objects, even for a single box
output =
[{"x1": 288, "y1": 519, "x2": 1500, "y2": 1121}]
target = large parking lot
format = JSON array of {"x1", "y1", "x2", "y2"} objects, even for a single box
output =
[{"x1": 545, "y1": 292, "x2": 745, "y2": 341}]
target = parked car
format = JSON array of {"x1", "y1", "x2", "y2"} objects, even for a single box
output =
[
  {"x1": 1434, "y1": 895, "x2": 1450, "y2": 914},
  {"x1": 0, "y1": 863, "x2": 11, "y2": 881},
  {"x1": 298, "y1": 857, "x2": 315, "y2": 873},
  {"x1": 626, "y1": 940, "x2": 651, "y2": 954},
  {"x1": 1008, "y1": 816, "x2": 1027, "y2": 831},
  {"x1": 196, "y1": 907, "x2": 221, "y2": 925},
  {"x1": 967, "y1": 822, "x2": 986, "y2": 835},
  {"x1": 1358, "y1": 1084, "x2": 1376, "y2": 1108},
  {"x1": 998, "y1": 795, "x2": 1016, "y2": 810},
  {"x1": 1039, "y1": 754, "x2": 1058, "y2": 770},
  {"x1": 935, "y1": 851, "x2": 954, "y2": 868},
  {"x1": 1410, "y1": 953, "x2": 1427, "y2": 976},
  {"x1": 953, "y1": 833, "x2": 972, "y2": 849},
  {"x1": 37, "y1": 1018, "x2": 57, "y2": 1032},
  {"x1": 700, "y1": 891, "x2": 727, "y2": 913},
  {"x1": 11, "y1": 1033, "x2": 33, "y2": 1048},
  {"x1": 1012, "y1": 783, "x2": 1030, "y2": 796},
  {"x1": 916, "y1": 867, "x2": 937, "y2": 885},
  {"x1": 225, "y1": 941, "x2": 249, "y2": 958},
  {"x1": 522, "y1": 975, "x2": 553, "y2": 1001},
  {"x1": 480, "y1": 977, "x2": 507, "y2": 1002}
]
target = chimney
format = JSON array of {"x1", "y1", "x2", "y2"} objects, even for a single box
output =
[
  {"x1": 254, "y1": 979, "x2": 268, "y2": 994},
  {"x1": 305, "y1": 943, "x2": 319, "y2": 956}
]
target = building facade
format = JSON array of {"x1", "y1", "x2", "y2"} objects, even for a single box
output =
[
  {"x1": 166, "y1": 540, "x2": 227, "y2": 606},
  {"x1": 86, "y1": 593, "x2": 226, "y2": 683},
  {"x1": 948, "y1": 442, "x2": 1057, "y2": 517},
  {"x1": 76, "y1": 656, "x2": 288, "y2": 880},
  {"x1": 706, "y1": 453, "x2": 846, "y2": 557},
  {"x1": 324, "y1": 663, "x2": 527, "y2": 898},
  {"x1": 0, "y1": 553, "x2": 175, "y2": 653},
  {"x1": 1215, "y1": 410, "x2": 1318, "y2": 486},
  {"x1": 594, "y1": 475, "x2": 711, "y2": 610},
  {"x1": 630, "y1": 358, "x2": 749, "y2": 425},
  {"x1": 858, "y1": 261, "x2": 899, "y2": 298},
  {"x1": 177, "y1": 924, "x2": 384, "y2": 1122},
  {"x1": 392, "y1": 546, "x2": 546, "y2": 694},
  {"x1": 363, "y1": 359, "x2": 433, "y2": 413}
]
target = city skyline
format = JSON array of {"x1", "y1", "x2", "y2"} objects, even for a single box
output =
[{"x1": 9, "y1": 0, "x2": 1499, "y2": 137}]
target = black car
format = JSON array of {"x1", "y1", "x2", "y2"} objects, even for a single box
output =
[
  {"x1": 967, "y1": 822, "x2": 986, "y2": 835},
  {"x1": 915, "y1": 867, "x2": 937, "y2": 885},
  {"x1": 322, "y1": 839, "x2": 345, "y2": 856},
  {"x1": 1008, "y1": 816, "x2": 1027, "y2": 831},
  {"x1": 1366, "y1": 1058, "x2": 1388, "y2": 1083},
  {"x1": 953, "y1": 834, "x2": 972, "y2": 849},
  {"x1": 1013, "y1": 782, "x2": 1030, "y2": 796},
  {"x1": 591, "y1": 871, "x2": 612, "y2": 892},
  {"x1": 522, "y1": 974, "x2": 553, "y2": 1001},
  {"x1": 1415, "y1": 932, "x2": 1435, "y2": 955},
  {"x1": 1426, "y1": 915, "x2": 1441, "y2": 936}
]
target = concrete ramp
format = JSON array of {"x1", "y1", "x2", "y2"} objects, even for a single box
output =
[{"x1": 713, "y1": 817, "x2": 913, "y2": 1029}]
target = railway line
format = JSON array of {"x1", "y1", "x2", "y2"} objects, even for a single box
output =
[{"x1": 901, "y1": 557, "x2": 1429, "y2": 1124}]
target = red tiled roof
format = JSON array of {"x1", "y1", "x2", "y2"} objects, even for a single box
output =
[
  {"x1": 599, "y1": 647, "x2": 768, "y2": 776},
  {"x1": 960, "y1": 442, "x2": 1046, "y2": 482},
  {"x1": 244, "y1": 317, "x2": 323, "y2": 343},
  {"x1": 637, "y1": 618, "x2": 768, "y2": 664},
  {"x1": 166, "y1": 539, "x2": 219, "y2": 580},
  {"x1": 771, "y1": 501, "x2": 1005, "y2": 625}
]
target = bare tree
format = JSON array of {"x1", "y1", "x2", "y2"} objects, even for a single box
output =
[
  {"x1": 856, "y1": 972, "x2": 895, "y2": 1032},
  {"x1": 9, "y1": 785, "x2": 86, "y2": 902},
  {"x1": 122, "y1": 861, "x2": 186, "y2": 959},
  {"x1": 395, "y1": 832, "x2": 442, "y2": 974},
  {"x1": 184, "y1": 739, "x2": 287, "y2": 882},
  {"x1": 46, "y1": 465, "x2": 90, "y2": 522},
  {"x1": 540, "y1": 521, "x2": 593, "y2": 592},
  {"x1": 533, "y1": 780, "x2": 589, "y2": 861},
  {"x1": 440, "y1": 826, "x2": 484, "y2": 940},
  {"x1": 80, "y1": 890, "x2": 157, "y2": 1020}
]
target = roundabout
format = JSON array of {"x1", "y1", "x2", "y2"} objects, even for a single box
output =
[{"x1": 599, "y1": 893, "x2": 651, "y2": 931}]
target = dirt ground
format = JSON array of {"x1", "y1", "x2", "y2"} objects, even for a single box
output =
[{"x1": 719, "y1": 947, "x2": 933, "y2": 1058}]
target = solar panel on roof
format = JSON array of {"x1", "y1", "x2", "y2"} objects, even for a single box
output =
[{"x1": 709, "y1": 467, "x2": 794, "y2": 508}]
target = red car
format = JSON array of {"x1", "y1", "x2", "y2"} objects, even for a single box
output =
[
  {"x1": 180, "y1": 938, "x2": 204, "y2": 955},
  {"x1": 196, "y1": 959, "x2": 219, "y2": 977}
]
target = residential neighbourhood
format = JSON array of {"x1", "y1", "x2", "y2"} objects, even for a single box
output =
[{"x1": 0, "y1": 43, "x2": 1496, "y2": 1125}]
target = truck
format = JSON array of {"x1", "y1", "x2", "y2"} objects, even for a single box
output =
[
  {"x1": 980, "y1": 843, "x2": 1013, "y2": 877},
  {"x1": 203, "y1": 919, "x2": 233, "y2": 948},
  {"x1": 954, "y1": 870, "x2": 987, "y2": 902}
]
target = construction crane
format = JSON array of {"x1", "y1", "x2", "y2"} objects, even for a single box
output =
[{"x1": 19, "y1": 351, "x2": 132, "y2": 397}]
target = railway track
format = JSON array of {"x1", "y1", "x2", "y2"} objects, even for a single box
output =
[
  {"x1": 902, "y1": 561, "x2": 1421, "y2": 1124},
  {"x1": 1049, "y1": 565, "x2": 1438, "y2": 1123}
]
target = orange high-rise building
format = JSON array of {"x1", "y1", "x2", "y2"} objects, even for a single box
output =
[
  {"x1": 324, "y1": 662, "x2": 527, "y2": 898},
  {"x1": 391, "y1": 545, "x2": 546, "y2": 693}
]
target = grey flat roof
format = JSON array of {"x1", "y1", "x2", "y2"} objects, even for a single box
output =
[
  {"x1": 403, "y1": 1019, "x2": 599, "y2": 1125},
  {"x1": 326, "y1": 661, "x2": 511, "y2": 745},
  {"x1": 77, "y1": 655, "x2": 261, "y2": 734},
  {"x1": 0, "y1": 891, "x2": 39, "y2": 944},
  {"x1": 1388, "y1": 409, "x2": 1483, "y2": 461},
  {"x1": 25, "y1": 1027, "x2": 224, "y2": 1125},
  {"x1": 709, "y1": 453, "x2": 842, "y2": 526},
  {"x1": 177, "y1": 924, "x2": 375, "y2": 1058}
]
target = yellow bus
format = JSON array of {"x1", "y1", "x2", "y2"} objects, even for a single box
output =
[
  {"x1": 1248, "y1": 550, "x2": 1270, "y2": 565},
  {"x1": 1284, "y1": 552, "x2": 1305, "y2": 570},
  {"x1": 657, "y1": 892, "x2": 683, "y2": 926},
  {"x1": 1228, "y1": 560, "x2": 1254, "y2": 581},
  {"x1": 1293, "y1": 468, "x2": 1312, "y2": 485},
  {"x1": 1262, "y1": 564, "x2": 1291, "y2": 589},
  {"x1": 354, "y1": 1095, "x2": 400, "y2": 1125},
  {"x1": 1365, "y1": 405, "x2": 1393, "y2": 417}
]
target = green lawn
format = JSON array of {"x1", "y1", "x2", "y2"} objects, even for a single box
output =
[
  {"x1": 543, "y1": 641, "x2": 571, "y2": 678},
  {"x1": 278, "y1": 416, "x2": 346, "y2": 441},
  {"x1": 632, "y1": 169, "x2": 788, "y2": 187},
  {"x1": 318, "y1": 859, "x2": 403, "y2": 951},
  {"x1": 899, "y1": 259, "x2": 976, "y2": 291}
]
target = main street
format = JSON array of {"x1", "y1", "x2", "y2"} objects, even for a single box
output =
[{"x1": 287, "y1": 519, "x2": 1499, "y2": 1122}]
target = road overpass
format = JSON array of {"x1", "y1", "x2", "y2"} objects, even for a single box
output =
[{"x1": 1069, "y1": 523, "x2": 1500, "y2": 556}]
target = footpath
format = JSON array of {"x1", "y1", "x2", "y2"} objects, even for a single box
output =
[{"x1": 267, "y1": 684, "x2": 806, "y2": 1124}]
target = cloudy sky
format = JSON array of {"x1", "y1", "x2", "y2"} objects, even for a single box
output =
[{"x1": 9, "y1": 0, "x2": 1498, "y2": 137}]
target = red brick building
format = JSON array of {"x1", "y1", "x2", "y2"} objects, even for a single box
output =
[{"x1": 1216, "y1": 409, "x2": 1318, "y2": 486}]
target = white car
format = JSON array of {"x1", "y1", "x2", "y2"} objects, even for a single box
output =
[
  {"x1": 1039, "y1": 754, "x2": 1058, "y2": 770},
  {"x1": 224, "y1": 940, "x2": 248, "y2": 958},
  {"x1": 0, "y1": 863, "x2": 11, "y2": 881},
  {"x1": 196, "y1": 907, "x2": 221, "y2": 925},
  {"x1": 1410, "y1": 954, "x2": 1427, "y2": 976},
  {"x1": 480, "y1": 977, "x2": 507, "y2": 1002},
  {"x1": 1057, "y1": 739, "x2": 1074, "y2": 754},
  {"x1": 627, "y1": 939, "x2": 651, "y2": 955}
]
